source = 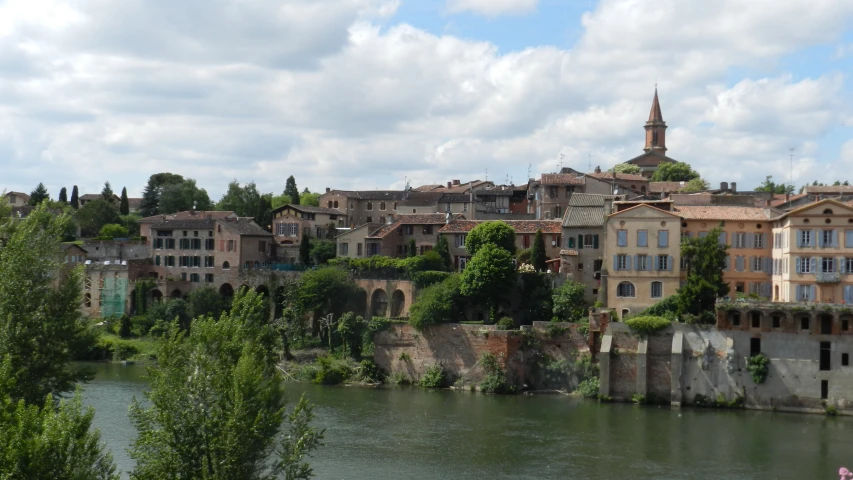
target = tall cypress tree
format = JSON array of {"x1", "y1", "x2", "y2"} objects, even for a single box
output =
[
  {"x1": 408, "y1": 238, "x2": 417, "y2": 258},
  {"x1": 299, "y1": 233, "x2": 311, "y2": 266},
  {"x1": 284, "y1": 176, "x2": 300, "y2": 205},
  {"x1": 434, "y1": 235, "x2": 452, "y2": 271},
  {"x1": 70, "y1": 185, "x2": 79, "y2": 209},
  {"x1": 28, "y1": 183, "x2": 49, "y2": 205},
  {"x1": 57, "y1": 187, "x2": 68, "y2": 204},
  {"x1": 120, "y1": 187, "x2": 130, "y2": 215},
  {"x1": 101, "y1": 182, "x2": 114, "y2": 201},
  {"x1": 530, "y1": 229, "x2": 547, "y2": 272}
]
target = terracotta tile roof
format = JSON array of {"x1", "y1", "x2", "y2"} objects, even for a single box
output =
[
  {"x1": 326, "y1": 190, "x2": 406, "y2": 201},
  {"x1": 803, "y1": 185, "x2": 853, "y2": 194},
  {"x1": 439, "y1": 219, "x2": 562, "y2": 234},
  {"x1": 439, "y1": 193, "x2": 471, "y2": 203},
  {"x1": 398, "y1": 191, "x2": 444, "y2": 207},
  {"x1": 589, "y1": 172, "x2": 648, "y2": 182},
  {"x1": 768, "y1": 193, "x2": 807, "y2": 207},
  {"x1": 140, "y1": 210, "x2": 236, "y2": 223},
  {"x1": 781, "y1": 198, "x2": 853, "y2": 218},
  {"x1": 540, "y1": 173, "x2": 584, "y2": 185},
  {"x1": 563, "y1": 207, "x2": 606, "y2": 227},
  {"x1": 412, "y1": 184, "x2": 443, "y2": 192},
  {"x1": 270, "y1": 204, "x2": 344, "y2": 216},
  {"x1": 219, "y1": 217, "x2": 273, "y2": 236},
  {"x1": 649, "y1": 181, "x2": 686, "y2": 193},
  {"x1": 368, "y1": 214, "x2": 462, "y2": 238},
  {"x1": 4, "y1": 191, "x2": 29, "y2": 199},
  {"x1": 624, "y1": 151, "x2": 679, "y2": 166},
  {"x1": 673, "y1": 206, "x2": 779, "y2": 221}
]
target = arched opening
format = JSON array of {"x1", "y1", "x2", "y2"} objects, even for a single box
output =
[
  {"x1": 620, "y1": 309, "x2": 630, "y2": 320},
  {"x1": 371, "y1": 289, "x2": 388, "y2": 317},
  {"x1": 390, "y1": 290, "x2": 405, "y2": 317},
  {"x1": 151, "y1": 289, "x2": 163, "y2": 303},
  {"x1": 616, "y1": 281, "x2": 635, "y2": 297},
  {"x1": 219, "y1": 283, "x2": 234, "y2": 297},
  {"x1": 256, "y1": 285, "x2": 269, "y2": 297},
  {"x1": 353, "y1": 288, "x2": 368, "y2": 316},
  {"x1": 84, "y1": 293, "x2": 91, "y2": 308},
  {"x1": 222, "y1": 261, "x2": 230, "y2": 270},
  {"x1": 171, "y1": 289, "x2": 181, "y2": 299},
  {"x1": 728, "y1": 310, "x2": 741, "y2": 327},
  {"x1": 748, "y1": 311, "x2": 762, "y2": 329}
]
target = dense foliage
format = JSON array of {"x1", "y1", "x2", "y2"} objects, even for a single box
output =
[
  {"x1": 409, "y1": 275, "x2": 463, "y2": 330},
  {"x1": 433, "y1": 234, "x2": 452, "y2": 271},
  {"x1": 530, "y1": 229, "x2": 547, "y2": 272},
  {"x1": 650, "y1": 161, "x2": 700, "y2": 182},
  {"x1": 465, "y1": 221, "x2": 517, "y2": 256},
  {"x1": 747, "y1": 353, "x2": 770, "y2": 384},
  {"x1": 613, "y1": 163, "x2": 642, "y2": 174},
  {"x1": 678, "y1": 226, "x2": 729, "y2": 318},
  {"x1": 28, "y1": 182, "x2": 50, "y2": 205},
  {"x1": 460, "y1": 243, "x2": 516, "y2": 322},
  {"x1": 624, "y1": 316, "x2": 671, "y2": 335},
  {"x1": 552, "y1": 281, "x2": 588, "y2": 322},
  {"x1": 76, "y1": 199, "x2": 121, "y2": 237}
]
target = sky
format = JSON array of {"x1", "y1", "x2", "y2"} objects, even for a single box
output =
[{"x1": 1, "y1": 0, "x2": 852, "y2": 200}]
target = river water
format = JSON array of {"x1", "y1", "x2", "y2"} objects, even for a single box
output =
[{"x1": 81, "y1": 362, "x2": 852, "y2": 480}]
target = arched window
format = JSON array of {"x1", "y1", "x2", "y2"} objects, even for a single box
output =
[
  {"x1": 327, "y1": 201, "x2": 333, "y2": 208},
  {"x1": 222, "y1": 261, "x2": 230, "y2": 270},
  {"x1": 617, "y1": 282, "x2": 635, "y2": 298},
  {"x1": 824, "y1": 209, "x2": 834, "y2": 215},
  {"x1": 334, "y1": 200, "x2": 339, "y2": 208},
  {"x1": 650, "y1": 281, "x2": 663, "y2": 298}
]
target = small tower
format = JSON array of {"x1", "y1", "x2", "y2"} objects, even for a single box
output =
[{"x1": 643, "y1": 88, "x2": 667, "y2": 154}]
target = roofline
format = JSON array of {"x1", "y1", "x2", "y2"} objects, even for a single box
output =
[
  {"x1": 606, "y1": 203, "x2": 682, "y2": 218},
  {"x1": 776, "y1": 198, "x2": 853, "y2": 220}
]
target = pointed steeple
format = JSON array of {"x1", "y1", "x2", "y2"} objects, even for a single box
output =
[{"x1": 643, "y1": 88, "x2": 667, "y2": 154}]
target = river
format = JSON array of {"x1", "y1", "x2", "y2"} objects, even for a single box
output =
[{"x1": 81, "y1": 362, "x2": 851, "y2": 480}]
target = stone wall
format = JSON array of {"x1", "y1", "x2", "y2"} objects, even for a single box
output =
[
  {"x1": 373, "y1": 322, "x2": 590, "y2": 389},
  {"x1": 600, "y1": 322, "x2": 853, "y2": 414}
]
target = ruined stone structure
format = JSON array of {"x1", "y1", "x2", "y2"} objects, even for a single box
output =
[{"x1": 354, "y1": 278, "x2": 415, "y2": 319}]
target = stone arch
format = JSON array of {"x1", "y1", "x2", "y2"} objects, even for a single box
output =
[
  {"x1": 371, "y1": 289, "x2": 388, "y2": 317},
  {"x1": 727, "y1": 309, "x2": 743, "y2": 327},
  {"x1": 255, "y1": 285, "x2": 270, "y2": 297},
  {"x1": 222, "y1": 261, "x2": 231, "y2": 270},
  {"x1": 390, "y1": 290, "x2": 405, "y2": 317},
  {"x1": 747, "y1": 310, "x2": 763, "y2": 329},
  {"x1": 151, "y1": 289, "x2": 163, "y2": 303},
  {"x1": 170, "y1": 288, "x2": 181, "y2": 299},
  {"x1": 219, "y1": 283, "x2": 234, "y2": 297},
  {"x1": 354, "y1": 288, "x2": 368, "y2": 316}
]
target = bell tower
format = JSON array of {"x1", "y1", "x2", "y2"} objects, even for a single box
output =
[{"x1": 643, "y1": 88, "x2": 667, "y2": 154}]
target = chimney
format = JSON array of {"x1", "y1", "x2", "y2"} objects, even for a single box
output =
[
  {"x1": 452, "y1": 179, "x2": 461, "y2": 186},
  {"x1": 731, "y1": 182, "x2": 737, "y2": 192},
  {"x1": 594, "y1": 165, "x2": 601, "y2": 174},
  {"x1": 720, "y1": 182, "x2": 728, "y2": 191},
  {"x1": 447, "y1": 181, "x2": 452, "y2": 189},
  {"x1": 326, "y1": 187, "x2": 330, "y2": 193}
]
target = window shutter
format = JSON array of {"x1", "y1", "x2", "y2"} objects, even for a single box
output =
[
  {"x1": 634, "y1": 255, "x2": 639, "y2": 271},
  {"x1": 811, "y1": 257, "x2": 818, "y2": 274},
  {"x1": 568, "y1": 237, "x2": 575, "y2": 248},
  {"x1": 718, "y1": 231, "x2": 727, "y2": 245},
  {"x1": 841, "y1": 257, "x2": 847, "y2": 274},
  {"x1": 795, "y1": 257, "x2": 801, "y2": 273},
  {"x1": 846, "y1": 230, "x2": 853, "y2": 248},
  {"x1": 745, "y1": 233, "x2": 754, "y2": 248},
  {"x1": 593, "y1": 234, "x2": 599, "y2": 249},
  {"x1": 845, "y1": 285, "x2": 853, "y2": 304},
  {"x1": 763, "y1": 257, "x2": 772, "y2": 273},
  {"x1": 832, "y1": 230, "x2": 839, "y2": 247},
  {"x1": 613, "y1": 255, "x2": 618, "y2": 271},
  {"x1": 810, "y1": 230, "x2": 816, "y2": 247},
  {"x1": 578, "y1": 234, "x2": 584, "y2": 249},
  {"x1": 626, "y1": 255, "x2": 632, "y2": 271},
  {"x1": 668, "y1": 255, "x2": 673, "y2": 271},
  {"x1": 749, "y1": 256, "x2": 755, "y2": 272},
  {"x1": 809, "y1": 285, "x2": 816, "y2": 302},
  {"x1": 796, "y1": 230, "x2": 802, "y2": 248},
  {"x1": 724, "y1": 256, "x2": 730, "y2": 271},
  {"x1": 735, "y1": 256, "x2": 743, "y2": 272}
]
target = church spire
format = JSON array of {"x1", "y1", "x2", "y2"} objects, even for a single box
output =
[{"x1": 643, "y1": 88, "x2": 667, "y2": 154}]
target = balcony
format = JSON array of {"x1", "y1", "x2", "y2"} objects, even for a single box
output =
[{"x1": 816, "y1": 271, "x2": 841, "y2": 283}]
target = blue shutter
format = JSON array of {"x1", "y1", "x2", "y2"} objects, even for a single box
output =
[
  {"x1": 745, "y1": 233, "x2": 754, "y2": 249},
  {"x1": 845, "y1": 285, "x2": 853, "y2": 304},
  {"x1": 840, "y1": 257, "x2": 847, "y2": 274},
  {"x1": 763, "y1": 257, "x2": 772, "y2": 273},
  {"x1": 795, "y1": 257, "x2": 802, "y2": 273},
  {"x1": 811, "y1": 257, "x2": 818, "y2": 274},
  {"x1": 809, "y1": 285, "x2": 817, "y2": 302},
  {"x1": 846, "y1": 230, "x2": 853, "y2": 248},
  {"x1": 634, "y1": 255, "x2": 639, "y2": 270},
  {"x1": 724, "y1": 256, "x2": 730, "y2": 271},
  {"x1": 659, "y1": 230, "x2": 668, "y2": 247},
  {"x1": 638, "y1": 230, "x2": 647, "y2": 247},
  {"x1": 613, "y1": 255, "x2": 619, "y2": 271},
  {"x1": 652, "y1": 255, "x2": 659, "y2": 271},
  {"x1": 833, "y1": 230, "x2": 839, "y2": 248},
  {"x1": 668, "y1": 255, "x2": 673, "y2": 271},
  {"x1": 626, "y1": 255, "x2": 632, "y2": 271},
  {"x1": 796, "y1": 230, "x2": 802, "y2": 248},
  {"x1": 735, "y1": 256, "x2": 744, "y2": 272},
  {"x1": 718, "y1": 231, "x2": 727, "y2": 245},
  {"x1": 810, "y1": 230, "x2": 816, "y2": 247}
]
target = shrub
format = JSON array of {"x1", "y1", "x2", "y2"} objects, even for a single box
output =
[
  {"x1": 412, "y1": 270, "x2": 451, "y2": 289},
  {"x1": 409, "y1": 275, "x2": 463, "y2": 330},
  {"x1": 419, "y1": 364, "x2": 446, "y2": 388},
  {"x1": 545, "y1": 322, "x2": 567, "y2": 338},
  {"x1": 112, "y1": 340, "x2": 139, "y2": 361},
  {"x1": 625, "y1": 315, "x2": 671, "y2": 335},
  {"x1": 389, "y1": 372, "x2": 411, "y2": 385},
  {"x1": 130, "y1": 315, "x2": 156, "y2": 337},
  {"x1": 479, "y1": 352, "x2": 509, "y2": 394},
  {"x1": 118, "y1": 314, "x2": 132, "y2": 338},
  {"x1": 495, "y1": 317, "x2": 515, "y2": 330},
  {"x1": 576, "y1": 377, "x2": 600, "y2": 398},
  {"x1": 746, "y1": 353, "x2": 770, "y2": 384},
  {"x1": 407, "y1": 251, "x2": 446, "y2": 275},
  {"x1": 632, "y1": 393, "x2": 646, "y2": 404},
  {"x1": 311, "y1": 355, "x2": 352, "y2": 385},
  {"x1": 356, "y1": 360, "x2": 382, "y2": 383},
  {"x1": 639, "y1": 295, "x2": 680, "y2": 320},
  {"x1": 826, "y1": 405, "x2": 839, "y2": 416}
]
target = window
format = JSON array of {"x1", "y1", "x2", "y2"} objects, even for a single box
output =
[
  {"x1": 366, "y1": 217, "x2": 373, "y2": 223},
  {"x1": 844, "y1": 319, "x2": 850, "y2": 331},
  {"x1": 154, "y1": 238, "x2": 163, "y2": 249},
  {"x1": 751, "y1": 257, "x2": 763, "y2": 272},
  {"x1": 799, "y1": 229, "x2": 813, "y2": 247},
  {"x1": 226, "y1": 240, "x2": 236, "y2": 252},
  {"x1": 617, "y1": 230, "x2": 627, "y2": 247},
  {"x1": 637, "y1": 230, "x2": 648, "y2": 247},
  {"x1": 846, "y1": 258, "x2": 853, "y2": 273},
  {"x1": 190, "y1": 273, "x2": 200, "y2": 283},
  {"x1": 615, "y1": 254, "x2": 628, "y2": 271},
  {"x1": 462, "y1": 203, "x2": 468, "y2": 212},
  {"x1": 366, "y1": 201, "x2": 373, "y2": 211},
  {"x1": 801, "y1": 317, "x2": 810, "y2": 330},
  {"x1": 698, "y1": 231, "x2": 708, "y2": 238},
  {"x1": 583, "y1": 234, "x2": 595, "y2": 248},
  {"x1": 846, "y1": 230, "x2": 853, "y2": 248},
  {"x1": 821, "y1": 230, "x2": 837, "y2": 248},
  {"x1": 222, "y1": 261, "x2": 230, "y2": 270},
  {"x1": 822, "y1": 257, "x2": 836, "y2": 273},
  {"x1": 334, "y1": 201, "x2": 339, "y2": 208},
  {"x1": 258, "y1": 241, "x2": 267, "y2": 253},
  {"x1": 651, "y1": 281, "x2": 663, "y2": 298},
  {"x1": 774, "y1": 232, "x2": 782, "y2": 249},
  {"x1": 205, "y1": 238, "x2": 215, "y2": 250},
  {"x1": 731, "y1": 313, "x2": 741, "y2": 326},
  {"x1": 751, "y1": 312, "x2": 761, "y2": 329},
  {"x1": 155, "y1": 255, "x2": 161, "y2": 266},
  {"x1": 456, "y1": 234, "x2": 467, "y2": 248},
  {"x1": 204, "y1": 256, "x2": 214, "y2": 268},
  {"x1": 357, "y1": 243, "x2": 363, "y2": 256},
  {"x1": 165, "y1": 256, "x2": 175, "y2": 267},
  {"x1": 658, "y1": 230, "x2": 669, "y2": 247},
  {"x1": 522, "y1": 235, "x2": 531, "y2": 249},
  {"x1": 821, "y1": 380, "x2": 829, "y2": 400},
  {"x1": 616, "y1": 282, "x2": 635, "y2": 297},
  {"x1": 798, "y1": 257, "x2": 814, "y2": 274},
  {"x1": 657, "y1": 255, "x2": 669, "y2": 271},
  {"x1": 327, "y1": 201, "x2": 333, "y2": 208},
  {"x1": 165, "y1": 238, "x2": 175, "y2": 249},
  {"x1": 403, "y1": 225, "x2": 414, "y2": 235},
  {"x1": 843, "y1": 354, "x2": 849, "y2": 367},
  {"x1": 820, "y1": 342, "x2": 831, "y2": 371},
  {"x1": 753, "y1": 233, "x2": 764, "y2": 248},
  {"x1": 796, "y1": 285, "x2": 814, "y2": 301},
  {"x1": 380, "y1": 202, "x2": 386, "y2": 211},
  {"x1": 423, "y1": 225, "x2": 433, "y2": 235},
  {"x1": 772, "y1": 316, "x2": 781, "y2": 328},
  {"x1": 181, "y1": 272, "x2": 187, "y2": 281},
  {"x1": 733, "y1": 232, "x2": 747, "y2": 248},
  {"x1": 182, "y1": 231, "x2": 188, "y2": 237},
  {"x1": 636, "y1": 255, "x2": 649, "y2": 271},
  {"x1": 179, "y1": 238, "x2": 190, "y2": 249},
  {"x1": 340, "y1": 243, "x2": 349, "y2": 255},
  {"x1": 750, "y1": 338, "x2": 761, "y2": 357},
  {"x1": 205, "y1": 274, "x2": 214, "y2": 283},
  {"x1": 191, "y1": 238, "x2": 202, "y2": 250}
]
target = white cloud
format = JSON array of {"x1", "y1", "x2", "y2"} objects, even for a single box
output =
[
  {"x1": 446, "y1": 0, "x2": 538, "y2": 17},
  {"x1": 0, "y1": 0, "x2": 852, "y2": 198}
]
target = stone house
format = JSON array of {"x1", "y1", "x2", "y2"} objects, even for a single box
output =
[
  {"x1": 79, "y1": 193, "x2": 120, "y2": 208},
  {"x1": 61, "y1": 244, "x2": 88, "y2": 264},
  {"x1": 560, "y1": 194, "x2": 621, "y2": 303},
  {"x1": 605, "y1": 203, "x2": 682, "y2": 319},
  {"x1": 771, "y1": 199, "x2": 853, "y2": 304},
  {"x1": 318, "y1": 189, "x2": 406, "y2": 227},
  {"x1": 270, "y1": 204, "x2": 346, "y2": 248},
  {"x1": 528, "y1": 173, "x2": 584, "y2": 220},
  {"x1": 4, "y1": 191, "x2": 29, "y2": 207},
  {"x1": 139, "y1": 210, "x2": 274, "y2": 298},
  {"x1": 335, "y1": 223, "x2": 382, "y2": 259},
  {"x1": 438, "y1": 219, "x2": 562, "y2": 271},
  {"x1": 674, "y1": 205, "x2": 779, "y2": 298},
  {"x1": 365, "y1": 214, "x2": 460, "y2": 257}
]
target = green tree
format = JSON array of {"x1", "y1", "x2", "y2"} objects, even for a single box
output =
[
  {"x1": 678, "y1": 226, "x2": 729, "y2": 319},
  {"x1": 409, "y1": 275, "x2": 463, "y2": 330},
  {"x1": 300, "y1": 188, "x2": 320, "y2": 207},
  {"x1": 119, "y1": 187, "x2": 130, "y2": 215},
  {"x1": 101, "y1": 182, "x2": 114, "y2": 201},
  {"x1": 76, "y1": 199, "x2": 121, "y2": 237},
  {"x1": 160, "y1": 178, "x2": 213, "y2": 214},
  {"x1": 650, "y1": 161, "x2": 700, "y2": 182},
  {"x1": 129, "y1": 291, "x2": 322, "y2": 480},
  {"x1": 407, "y1": 238, "x2": 417, "y2": 258},
  {"x1": 0, "y1": 387, "x2": 119, "y2": 480},
  {"x1": 58, "y1": 187, "x2": 68, "y2": 204},
  {"x1": 255, "y1": 194, "x2": 273, "y2": 230},
  {"x1": 271, "y1": 192, "x2": 293, "y2": 210},
  {"x1": 285, "y1": 176, "x2": 300, "y2": 205},
  {"x1": 530, "y1": 229, "x2": 547, "y2": 272},
  {"x1": 520, "y1": 273, "x2": 552, "y2": 323},
  {"x1": 434, "y1": 235, "x2": 452, "y2": 271},
  {"x1": 310, "y1": 240, "x2": 337, "y2": 265},
  {"x1": 70, "y1": 185, "x2": 79, "y2": 209},
  {"x1": 552, "y1": 281, "x2": 588, "y2": 322},
  {"x1": 0, "y1": 203, "x2": 90, "y2": 404},
  {"x1": 460, "y1": 244, "x2": 515, "y2": 322},
  {"x1": 681, "y1": 177, "x2": 709, "y2": 193},
  {"x1": 121, "y1": 214, "x2": 141, "y2": 237},
  {"x1": 613, "y1": 163, "x2": 642, "y2": 174},
  {"x1": 754, "y1": 175, "x2": 794, "y2": 195},
  {"x1": 99, "y1": 223, "x2": 129, "y2": 239},
  {"x1": 187, "y1": 286, "x2": 230, "y2": 320},
  {"x1": 138, "y1": 173, "x2": 185, "y2": 217},
  {"x1": 465, "y1": 221, "x2": 516, "y2": 256},
  {"x1": 300, "y1": 233, "x2": 311, "y2": 265},
  {"x1": 28, "y1": 182, "x2": 50, "y2": 205},
  {"x1": 297, "y1": 267, "x2": 358, "y2": 318}
]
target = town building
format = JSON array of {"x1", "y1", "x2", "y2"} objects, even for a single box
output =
[
  {"x1": 560, "y1": 194, "x2": 621, "y2": 303},
  {"x1": 270, "y1": 204, "x2": 346, "y2": 255},
  {"x1": 439, "y1": 219, "x2": 562, "y2": 271},
  {"x1": 4, "y1": 191, "x2": 29, "y2": 207},
  {"x1": 620, "y1": 89, "x2": 679, "y2": 178},
  {"x1": 319, "y1": 189, "x2": 406, "y2": 227},
  {"x1": 336, "y1": 223, "x2": 383, "y2": 259},
  {"x1": 79, "y1": 193, "x2": 120, "y2": 208},
  {"x1": 364, "y1": 214, "x2": 460, "y2": 257}
]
